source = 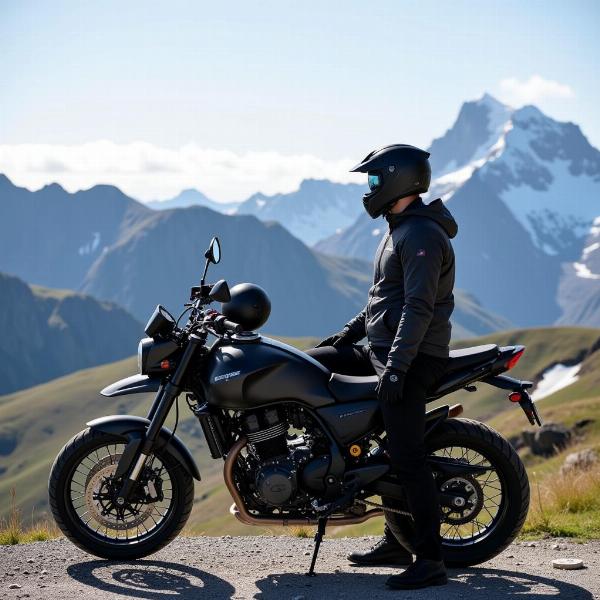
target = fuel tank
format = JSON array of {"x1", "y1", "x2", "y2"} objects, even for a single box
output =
[{"x1": 203, "y1": 336, "x2": 334, "y2": 409}]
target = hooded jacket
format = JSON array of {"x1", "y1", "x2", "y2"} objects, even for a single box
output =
[{"x1": 344, "y1": 197, "x2": 458, "y2": 372}]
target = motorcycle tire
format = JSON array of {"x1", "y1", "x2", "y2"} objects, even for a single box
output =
[
  {"x1": 428, "y1": 418, "x2": 530, "y2": 567},
  {"x1": 49, "y1": 428, "x2": 194, "y2": 560}
]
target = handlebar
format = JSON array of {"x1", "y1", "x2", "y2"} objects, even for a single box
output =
[{"x1": 211, "y1": 315, "x2": 243, "y2": 335}]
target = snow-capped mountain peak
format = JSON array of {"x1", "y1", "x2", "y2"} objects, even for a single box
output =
[
  {"x1": 315, "y1": 94, "x2": 600, "y2": 328},
  {"x1": 428, "y1": 94, "x2": 513, "y2": 178}
]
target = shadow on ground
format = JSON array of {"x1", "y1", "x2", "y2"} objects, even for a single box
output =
[
  {"x1": 67, "y1": 559, "x2": 235, "y2": 599},
  {"x1": 255, "y1": 567, "x2": 593, "y2": 599},
  {"x1": 67, "y1": 560, "x2": 592, "y2": 600}
]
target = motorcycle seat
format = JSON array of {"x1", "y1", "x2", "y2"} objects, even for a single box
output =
[
  {"x1": 328, "y1": 344, "x2": 500, "y2": 402},
  {"x1": 328, "y1": 373, "x2": 378, "y2": 403},
  {"x1": 446, "y1": 344, "x2": 499, "y2": 373}
]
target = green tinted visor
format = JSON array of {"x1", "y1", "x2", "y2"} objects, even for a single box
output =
[{"x1": 368, "y1": 173, "x2": 382, "y2": 191}]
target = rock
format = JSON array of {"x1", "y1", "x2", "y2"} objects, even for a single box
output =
[
  {"x1": 522, "y1": 423, "x2": 571, "y2": 456},
  {"x1": 560, "y1": 449, "x2": 598, "y2": 475},
  {"x1": 574, "y1": 418, "x2": 595, "y2": 430},
  {"x1": 553, "y1": 558, "x2": 584, "y2": 570},
  {"x1": 8, "y1": 583, "x2": 22, "y2": 589}
]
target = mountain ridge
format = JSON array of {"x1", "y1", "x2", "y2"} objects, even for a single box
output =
[
  {"x1": 315, "y1": 94, "x2": 600, "y2": 327},
  {"x1": 0, "y1": 272, "x2": 142, "y2": 395}
]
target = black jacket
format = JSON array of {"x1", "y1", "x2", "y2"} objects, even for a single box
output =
[{"x1": 345, "y1": 197, "x2": 458, "y2": 372}]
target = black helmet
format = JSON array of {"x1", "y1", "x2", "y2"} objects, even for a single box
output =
[
  {"x1": 351, "y1": 144, "x2": 431, "y2": 218},
  {"x1": 221, "y1": 283, "x2": 271, "y2": 331}
]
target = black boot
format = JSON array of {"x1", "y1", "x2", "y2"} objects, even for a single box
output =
[
  {"x1": 347, "y1": 535, "x2": 413, "y2": 566},
  {"x1": 386, "y1": 558, "x2": 448, "y2": 589}
]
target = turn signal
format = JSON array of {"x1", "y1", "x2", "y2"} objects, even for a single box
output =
[
  {"x1": 349, "y1": 444, "x2": 362, "y2": 457},
  {"x1": 160, "y1": 359, "x2": 171, "y2": 370}
]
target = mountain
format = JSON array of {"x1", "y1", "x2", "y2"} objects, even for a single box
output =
[
  {"x1": 147, "y1": 188, "x2": 240, "y2": 214},
  {"x1": 315, "y1": 95, "x2": 600, "y2": 327},
  {"x1": 0, "y1": 173, "x2": 507, "y2": 338},
  {"x1": 236, "y1": 179, "x2": 367, "y2": 246},
  {"x1": 0, "y1": 272, "x2": 142, "y2": 395},
  {"x1": 0, "y1": 175, "x2": 150, "y2": 290},
  {"x1": 80, "y1": 206, "x2": 371, "y2": 336}
]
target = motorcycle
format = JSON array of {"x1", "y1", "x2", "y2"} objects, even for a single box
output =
[{"x1": 49, "y1": 236, "x2": 542, "y2": 575}]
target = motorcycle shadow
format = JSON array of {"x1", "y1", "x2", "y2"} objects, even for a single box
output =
[
  {"x1": 255, "y1": 567, "x2": 593, "y2": 599},
  {"x1": 67, "y1": 559, "x2": 235, "y2": 599}
]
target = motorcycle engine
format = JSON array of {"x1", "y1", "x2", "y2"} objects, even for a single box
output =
[{"x1": 242, "y1": 408, "x2": 311, "y2": 507}]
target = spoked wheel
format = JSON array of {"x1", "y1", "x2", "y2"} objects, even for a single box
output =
[
  {"x1": 428, "y1": 418, "x2": 530, "y2": 567},
  {"x1": 49, "y1": 428, "x2": 194, "y2": 559}
]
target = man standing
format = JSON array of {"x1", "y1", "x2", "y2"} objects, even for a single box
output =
[{"x1": 308, "y1": 144, "x2": 457, "y2": 590}]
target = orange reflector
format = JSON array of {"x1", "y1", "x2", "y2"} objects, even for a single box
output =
[
  {"x1": 505, "y1": 350, "x2": 524, "y2": 370},
  {"x1": 509, "y1": 392, "x2": 522, "y2": 403},
  {"x1": 160, "y1": 360, "x2": 171, "y2": 369},
  {"x1": 349, "y1": 444, "x2": 362, "y2": 457}
]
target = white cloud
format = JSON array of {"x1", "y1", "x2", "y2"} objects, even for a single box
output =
[
  {"x1": 0, "y1": 141, "x2": 363, "y2": 202},
  {"x1": 499, "y1": 75, "x2": 575, "y2": 105}
]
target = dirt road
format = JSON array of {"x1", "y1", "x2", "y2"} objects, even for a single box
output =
[{"x1": 1, "y1": 536, "x2": 598, "y2": 599}]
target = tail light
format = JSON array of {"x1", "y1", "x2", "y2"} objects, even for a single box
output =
[{"x1": 505, "y1": 349, "x2": 524, "y2": 370}]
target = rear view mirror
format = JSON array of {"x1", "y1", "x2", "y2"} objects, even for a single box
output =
[
  {"x1": 209, "y1": 279, "x2": 231, "y2": 303},
  {"x1": 205, "y1": 237, "x2": 221, "y2": 264}
]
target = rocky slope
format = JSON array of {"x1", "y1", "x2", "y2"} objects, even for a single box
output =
[{"x1": 0, "y1": 272, "x2": 142, "y2": 394}]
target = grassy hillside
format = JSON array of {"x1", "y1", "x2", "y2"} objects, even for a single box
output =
[{"x1": 2, "y1": 328, "x2": 599, "y2": 540}]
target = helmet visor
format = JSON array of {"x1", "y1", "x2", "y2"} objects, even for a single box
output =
[{"x1": 368, "y1": 173, "x2": 382, "y2": 191}]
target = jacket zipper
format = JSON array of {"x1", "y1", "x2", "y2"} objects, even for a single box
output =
[{"x1": 367, "y1": 231, "x2": 391, "y2": 322}]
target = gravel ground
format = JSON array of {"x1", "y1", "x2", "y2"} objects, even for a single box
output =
[{"x1": 1, "y1": 536, "x2": 598, "y2": 599}]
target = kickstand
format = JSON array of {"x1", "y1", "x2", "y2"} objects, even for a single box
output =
[{"x1": 306, "y1": 517, "x2": 328, "y2": 576}]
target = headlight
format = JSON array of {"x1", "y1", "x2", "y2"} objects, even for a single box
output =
[{"x1": 138, "y1": 337, "x2": 179, "y2": 376}]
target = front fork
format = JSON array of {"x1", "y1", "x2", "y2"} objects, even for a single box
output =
[{"x1": 115, "y1": 333, "x2": 205, "y2": 504}]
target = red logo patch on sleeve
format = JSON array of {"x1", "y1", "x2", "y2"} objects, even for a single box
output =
[{"x1": 416, "y1": 249, "x2": 426, "y2": 257}]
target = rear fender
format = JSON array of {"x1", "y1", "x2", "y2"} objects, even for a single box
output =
[
  {"x1": 87, "y1": 415, "x2": 201, "y2": 480},
  {"x1": 424, "y1": 405, "x2": 450, "y2": 438}
]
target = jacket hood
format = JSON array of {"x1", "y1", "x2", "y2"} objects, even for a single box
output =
[{"x1": 386, "y1": 197, "x2": 458, "y2": 239}]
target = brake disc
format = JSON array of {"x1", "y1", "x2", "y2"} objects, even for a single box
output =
[
  {"x1": 440, "y1": 475, "x2": 484, "y2": 525},
  {"x1": 84, "y1": 454, "x2": 154, "y2": 531}
]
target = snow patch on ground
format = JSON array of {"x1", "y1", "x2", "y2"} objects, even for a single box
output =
[{"x1": 532, "y1": 362, "x2": 582, "y2": 401}]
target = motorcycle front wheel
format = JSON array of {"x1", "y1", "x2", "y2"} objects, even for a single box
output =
[
  {"x1": 425, "y1": 418, "x2": 530, "y2": 567},
  {"x1": 49, "y1": 428, "x2": 194, "y2": 560}
]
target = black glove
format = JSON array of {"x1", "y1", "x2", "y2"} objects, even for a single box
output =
[
  {"x1": 315, "y1": 329, "x2": 354, "y2": 348},
  {"x1": 376, "y1": 368, "x2": 405, "y2": 405}
]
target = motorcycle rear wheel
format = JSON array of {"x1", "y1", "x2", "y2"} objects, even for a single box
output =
[
  {"x1": 428, "y1": 418, "x2": 530, "y2": 567},
  {"x1": 49, "y1": 428, "x2": 194, "y2": 560}
]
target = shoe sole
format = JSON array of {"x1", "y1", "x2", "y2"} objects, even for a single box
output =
[{"x1": 386, "y1": 575, "x2": 448, "y2": 590}]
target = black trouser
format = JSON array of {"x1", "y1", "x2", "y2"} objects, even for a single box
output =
[{"x1": 307, "y1": 344, "x2": 448, "y2": 561}]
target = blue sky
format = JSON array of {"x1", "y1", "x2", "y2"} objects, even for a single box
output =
[{"x1": 1, "y1": 0, "x2": 598, "y2": 200}]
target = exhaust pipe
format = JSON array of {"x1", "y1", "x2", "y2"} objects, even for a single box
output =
[{"x1": 223, "y1": 437, "x2": 384, "y2": 527}]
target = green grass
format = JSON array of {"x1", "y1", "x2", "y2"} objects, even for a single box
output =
[
  {"x1": 0, "y1": 489, "x2": 60, "y2": 545},
  {"x1": 2, "y1": 326, "x2": 600, "y2": 542}
]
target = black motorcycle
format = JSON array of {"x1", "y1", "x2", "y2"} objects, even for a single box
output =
[{"x1": 49, "y1": 237, "x2": 542, "y2": 575}]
